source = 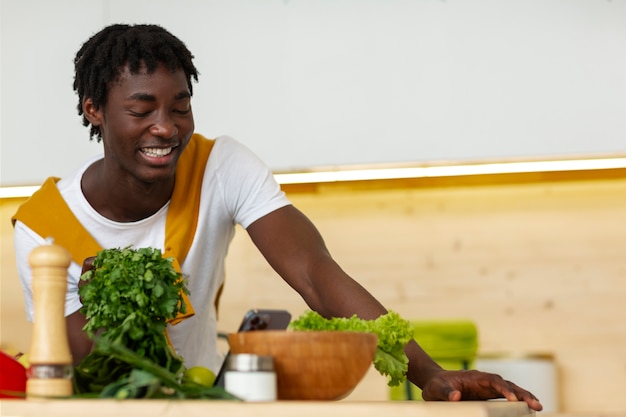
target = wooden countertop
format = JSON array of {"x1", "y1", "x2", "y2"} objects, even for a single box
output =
[{"x1": 0, "y1": 399, "x2": 534, "y2": 417}]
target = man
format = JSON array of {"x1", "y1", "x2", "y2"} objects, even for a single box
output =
[{"x1": 13, "y1": 24, "x2": 541, "y2": 410}]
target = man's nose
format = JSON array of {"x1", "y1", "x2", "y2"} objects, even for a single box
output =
[{"x1": 150, "y1": 111, "x2": 178, "y2": 138}]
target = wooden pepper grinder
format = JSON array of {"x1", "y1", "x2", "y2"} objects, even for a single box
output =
[{"x1": 26, "y1": 240, "x2": 73, "y2": 398}]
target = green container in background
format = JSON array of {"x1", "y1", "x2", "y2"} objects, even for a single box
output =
[{"x1": 389, "y1": 320, "x2": 478, "y2": 401}]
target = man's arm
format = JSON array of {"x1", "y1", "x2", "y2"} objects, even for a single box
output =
[
  {"x1": 246, "y1": 205, "x2": 542, "y2": 411},
  {"x1": 66, "y1": 257, "x2": 97, "y2": 366},
  {"x1": 246, "y1": 205, "x2": 443, "y2": 386},
  {"x1": 66, "y1": 310, "x2": 93, "y2": 366}
]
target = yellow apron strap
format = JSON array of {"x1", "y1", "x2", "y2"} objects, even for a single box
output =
[
  {"x1": 11, "y1": 177, "x2": 101, "y2": 267},
  {"x1": 164, "y1": 134, "x2": 215, "y2": 323},
  {"x1": 164, "y1": 134, "x2": 214, "y2": 265},
  {"x1": 166, "y1": 257, "x2": 194, "y2": 325}
]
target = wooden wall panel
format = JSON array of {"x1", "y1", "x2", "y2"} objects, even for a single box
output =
[{"x1": 0, "y1": 199, "x2": 30, "y2": 353}]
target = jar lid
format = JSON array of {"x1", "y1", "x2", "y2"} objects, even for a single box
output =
[{"x1": 226, "y1": 354, "x2": 274, "y2": 372}]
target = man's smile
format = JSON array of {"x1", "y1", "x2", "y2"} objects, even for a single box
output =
[{"x1": 141, "y1": 146, "x2": 174, "y2": 157}]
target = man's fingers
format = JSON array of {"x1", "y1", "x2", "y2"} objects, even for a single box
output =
[
  {"x1": 81, "y1": 256, "x2": 96, "y2": 276},
  {"x1": 447, "y1": 389, "x2": 462, "y2": 401}
]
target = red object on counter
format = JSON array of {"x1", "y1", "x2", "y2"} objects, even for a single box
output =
[{"x1": 0, "y1": 351, "x2": 27, "y2": 398}]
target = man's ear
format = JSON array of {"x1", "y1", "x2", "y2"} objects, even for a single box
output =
[{"x1": 83, "y1": 98, "x2": 103, "y2": 126}]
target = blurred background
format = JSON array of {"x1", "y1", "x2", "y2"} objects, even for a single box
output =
[{"x1": 2, "y1": 1, "x2": 626, "y2": 414}]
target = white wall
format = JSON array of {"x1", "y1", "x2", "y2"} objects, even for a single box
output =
[{"x1": 2, "y1": 0, "x2": 626, "y2": 186}]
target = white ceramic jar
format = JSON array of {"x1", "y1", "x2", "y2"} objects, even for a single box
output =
[{"x1": 224, "y1": 353, "x2": 277, "y2": 401}]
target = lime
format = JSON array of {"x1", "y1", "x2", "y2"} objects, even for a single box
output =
[{"x1": 184, "y1": 366, "x2": 216, "y2": 387}]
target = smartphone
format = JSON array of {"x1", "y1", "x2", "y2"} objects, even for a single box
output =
[{"x1": 214, "y1": 309, "x2": 291, "y2": 388}]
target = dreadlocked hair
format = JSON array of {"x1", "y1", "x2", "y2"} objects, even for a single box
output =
[{"x1": 73, "y1": 24, "x2": 199, "y2": 141}]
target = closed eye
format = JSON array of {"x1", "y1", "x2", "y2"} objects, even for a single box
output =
[{"x1": 128, "y1": 110, "x2": 151, "y2": 117}]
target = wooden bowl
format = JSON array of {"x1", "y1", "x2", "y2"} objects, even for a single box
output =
[{"x1": 227, "y1": 330, "x2": 377, "y2": 400}]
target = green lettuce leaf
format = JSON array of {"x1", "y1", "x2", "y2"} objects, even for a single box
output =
[{"x1": 289, "y1": 310, "x2": 413, "y2": 386}]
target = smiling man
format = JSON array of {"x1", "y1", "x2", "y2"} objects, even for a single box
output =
[{"x1": 12, "y1": 23, "x2": 541, "y2": 411}]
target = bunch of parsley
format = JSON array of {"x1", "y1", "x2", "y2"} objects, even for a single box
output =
[
  {"x1": 289, "y1": 310, "x2": 413, "y2": 387},
  {"x1": 78, "y1": 246, "x2": 187, "y2": 344},
  {"x1": 73, "y1": 246, "x2": 232, "y2": 399}
]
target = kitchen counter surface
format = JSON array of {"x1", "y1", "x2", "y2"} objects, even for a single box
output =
[{"x1": 0, "y1": 399, "x2": 536, "y2": 417}]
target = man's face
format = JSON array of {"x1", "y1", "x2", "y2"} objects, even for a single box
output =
[{"x1": 94, "y1": 63, "x2": 195, "y2": 185}]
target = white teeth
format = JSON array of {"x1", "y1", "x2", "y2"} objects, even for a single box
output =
[{"x1": 142, "y1": 147, "x2": 173, "y2": 157}]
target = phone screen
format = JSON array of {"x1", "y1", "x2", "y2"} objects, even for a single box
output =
[{"x1": 214, "y1": 309, "x2": 291, "y2": 388}]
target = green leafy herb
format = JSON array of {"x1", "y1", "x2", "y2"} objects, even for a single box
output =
[
  {"x1": 289, "y1": 310, "x2": 413, "y2": 387},
  {"x1": 79, "y1": 246, "x2": 187, "y2": 339},
  {"x1": 74, "y1": 246, "x2": 234, "y2": 400}
]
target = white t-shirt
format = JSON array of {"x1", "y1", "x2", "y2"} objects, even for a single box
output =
[{"x1": 13, "y1": 135, "x2": 291, "y2": 372}]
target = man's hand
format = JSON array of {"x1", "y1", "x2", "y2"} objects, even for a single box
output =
[
  {"x1": 80, "y1": 256, "x2": 96, "y2": 277},
  {"x1": 420, "y1": 369, "x2": 543, "y2": 412},
  {"x1": 78, "y1": 256, "x2": 96, "y2": 296}
]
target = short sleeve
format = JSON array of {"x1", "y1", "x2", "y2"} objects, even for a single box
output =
[{"x1": 207, "y1": 136, "x2": 292, "y2": 229}]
